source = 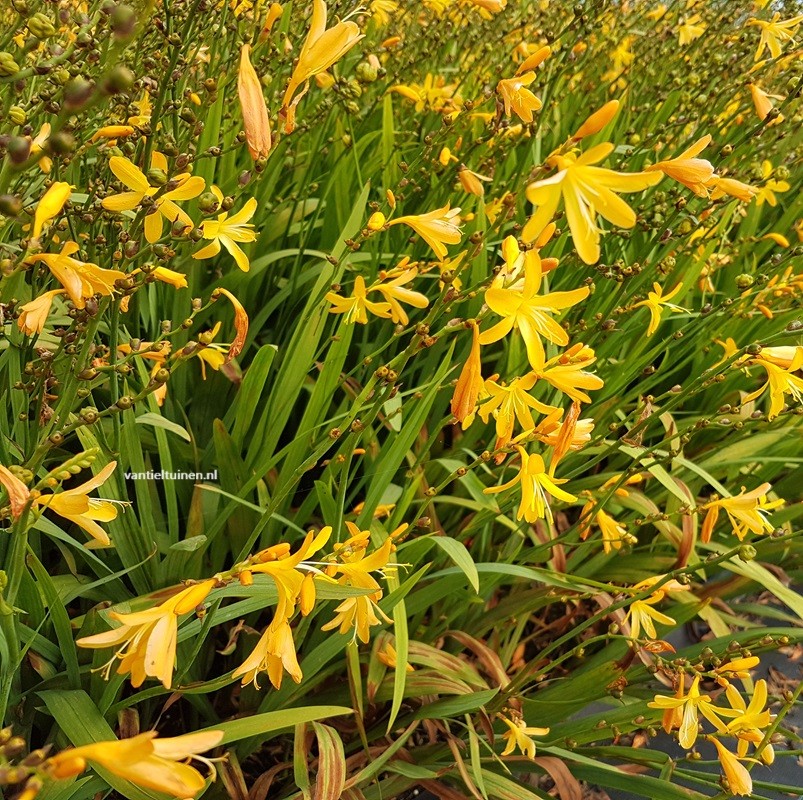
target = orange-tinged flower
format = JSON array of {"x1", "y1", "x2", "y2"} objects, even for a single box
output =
[
  {"x1": 261, "y1": 2, "x2": 285, "y2": 36},
  {"x1": 451, "y1": 322, "x2": 484, "y2": 427},
  {"x1": 633, "y1": 282, "x2": 685, "y2": 337},
  {"x1": 484, "y1": 447, "x2": 576, "y2": 527},
  {"x1": 211, "y1": 287, "x2": 249, "y2": 361},
  {"x1": 91, "y1": 125, "x2": 136, "y2": 143},
  {"x1": 33, "y1": 462, "x2": 119, "y2": 546},
  {"x1": 479, "y1": 250, "x2": 589, "y2": 369},
  {"x1": 497, "y1": 72, "x2": 542, "y2": 123},
  {"x1": 572, "y1": 100, "x2": 620, "y2": 140},
  {"x1": 46, "y1": 731, "x2": 223, "y2": 798},
  {"x1": 102, "y1": 153, "x2": 205, "y2": 243},
  {"x1": 389, "y1": 204, "x2": 462, "y2": 260},
  {"x1": 280, "y1": 0, "x2": 364, "y2": 133},
  {"x1": 705, "y1": 175, "x2": 757, "y2": 202},
  {"x1": 749, "y1": 83, "x2": 783, "y2": 123},
  {"x1": 32, "y1": 181, "x2": 72, "y2": 241},
  {"x1": 515, "y1": 45, "x2": 551, "y2": 75},
  {"x1": 26, "y1": 242, "x2": 126, "y2": 310},
  {"x1": 238, "y1": 43, "x2": 272, "y2": 160},
  {"x1": 523, "y1": 143, "x2": 661, "y2": 264},
  {"x1": 17, "y1": 289, "x2": 64, "y2": 335},
  {"x1": 77, "y1": 579, "x2": 216, "y2": 687},
  {"x1": 709, "y1": 737, "x2": 753, "y2": 796},
  {"x1": 645, "y1": 135, "x2": 715, "y2": 195},
  {"x1": 0, "y1": 465, "x2": 31, "y2": 520}
]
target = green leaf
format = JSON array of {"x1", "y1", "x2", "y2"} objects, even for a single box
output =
[
  {"x1": 432, "y1": 536, "x2": 480, "y2": 593},
  {"x1": 134, "y1": 412, "x2": 192, "y2": 442}
]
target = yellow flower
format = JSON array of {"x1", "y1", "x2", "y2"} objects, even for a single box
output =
[
  {"x1": 232, "y1": 618, "x2": 303, "y2": 690},
  {"x1": 322, "y1": 526, "x2": 396, "y2": 643},
  {"x1": 678, "y1": 14, "x2": 706, "y2": 45},
  {"x1": 701, "y1": 483, "x2": 781, "y2": 542},
  {"x1": 326, "y1": 275, "x2": 392, "y2": 324},
  {"x1": 458, "y1": 165, "x2": 492, "y2": 196},
  {"x1": 45, "y1": 730, "x2": 223, "y2": 798},
  {"x1": 754, "y1": 160, "x2": 790, "y2": 206},
  {"x1": 90, "y1": 125, "x2": 136, "y2": 143},
  {"x1": 451, "y1": 322, "x2": 484, "y2": 427},
  {"x1": 26, "y1": 242, "x2": 126, "y2": 310},
  {"x1": 724, "y1": 679, "x2": 775, "y2": 764},
  {"x1": 648, "y1": 675, "x2": 727, "y2": 749},
  {"x1": 371, "y1": 266, "x2": 429, "y2": 324},
  {"x1": 261, "y1": 2, "x2": 284, "y2": 37},
  {"x1": 17, "y1": 289, "x2": 64, "y2": 335},
  {"x1": 709, "y1": 737, "x2": 753, "y2": 797},
  {"x1": 743, "y1": 346, "x2": 803, "y2": 420},
  {"x1": 746, "y1": 13, "x2": 803, "y2": 60},
  {"x1": 280, "y1": 0, "x2": 364, "y2": 133},
  {"x1": 238, "y1": 43, "x2": 272, "y2": 161},
  {"x1": 30, "y1": 123, "x2": 52, "y2": 173},
  {"x1": 478, "y1": 373, "x2": 556, "y2": 449},
  {"x1": 645, "y1": 135, "x2": 715, "y2": 195},
  {"x1": 233, "y1": 528, "x2": 330, "y2": 688},
  {"x1": 469, "y1": 0, "x2": 506, "y2": 16},
  {"x1": 484, "y1": 446, "x2": 576, "y2": 527},
  {"x1": 32, "y1": 181, "x2": 72, "y2": 241},
  {"x1": 625, "y1": 597, "x2": 676, "y2": 641},
  {"x1": 749, "y1": 83, "x2": 783, "y2": 124},
  {"x1": 532, "y1": 344, "x2": 604, "y2": 403},
  {"x1": 193, "y1": 186, "x2": 257, "y2": 272},
  {"x1": 367, "y1": 211, "x2": 386, "y2": 230},
  {"x1": 633, "y1": 282, "x2": 685, "y2": 337},
  {"x1": 33, "y1": 462, "x2": 119, "y2": 546},
  {"x1": 369, "y1": 0, "x2": 398, "y2": 26},
  {"x1": 479, "y1": 250, "x2": 589, "y2": 369},
  {"x1": 77, "y1": 579, "x2": 216, "y2": 687},
  {"x1": 496, "y1": 72, "x2": 542, "y2": 123},
  {"x1": 102, "y1": 153, "x2": 205, "y2": 243},
  {"x1": 705, "y1": 175, "x2": 757, "y2": 202},
  {"x1": 389, "y1": 204, "x2": 462, "y2": 260},
  {"x1": 646, "y1": 4, "x2": 667, "y2": 21},
  {"x1": 523, "y1": 143, "x2": 661, "y2": 264},
  {"x1": 499, "y1": 714, "x2": 549, "y2": 759},
  {"x1": 391, "y1": 73, "x2": 462, "y2": 114}
]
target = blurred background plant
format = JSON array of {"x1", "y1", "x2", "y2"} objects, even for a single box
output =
[{"x1": 0, "y1": 0, "x2": 802, "y2": 798}]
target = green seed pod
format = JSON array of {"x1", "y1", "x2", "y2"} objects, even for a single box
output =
[
  {"x1": 147, "y1": 168, "x2": 168, "y2": 187},
  {"x1": 27, "y1": 12, "x2": 56, "y2": 38},
  {"x1": 0, "y1": 52, "x2": 21, "y2": 77},
  {"x1": 9, "y1": 105, "x2": 26, "y2": 125}
]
